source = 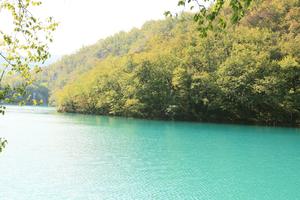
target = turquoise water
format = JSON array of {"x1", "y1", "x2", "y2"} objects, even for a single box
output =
[{"x1": 0, "y1": 106, "x2": 300, "y2": 199}]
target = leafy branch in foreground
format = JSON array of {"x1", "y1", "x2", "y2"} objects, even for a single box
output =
[
  {"x1": 166, "y1": 0, "x2": 253, "y2": 36},
  {"x1": 0, "y1": 138, "x2": 7, "y2": 153},
  {"x1": 0, "y1": 0, "x2": 58, "y2": 152}
]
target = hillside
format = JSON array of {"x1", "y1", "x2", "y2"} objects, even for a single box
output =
[
  {"x1": 30, "y1": 18, "x2": 181, "y2": 104},
  {"x1": 30, "y1": 0, "x2": 299, "y2": 126}
]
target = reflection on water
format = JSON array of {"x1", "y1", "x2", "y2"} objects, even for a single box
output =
[{"x1": 0, "y1": 106, "x2": 300, "y2": 200}]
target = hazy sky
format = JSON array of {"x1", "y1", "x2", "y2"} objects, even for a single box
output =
[{"x1": 37, "y1": 0, "x2": 180, "y2": 55}]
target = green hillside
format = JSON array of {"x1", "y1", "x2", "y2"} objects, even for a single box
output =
[
  {"x1": 31, "y1": 19, "x2": 180, "y2": 103},
  {"x1": 31, "y1": 0, "x2": 299, "y2": 126}
]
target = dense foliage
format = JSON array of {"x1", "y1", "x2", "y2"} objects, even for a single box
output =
[{"x1": 36, "y1": 0, "x2": 299, "y2": 126}]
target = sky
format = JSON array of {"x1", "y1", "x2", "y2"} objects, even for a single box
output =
[{"x1": 36, "y1": 0, "x2": 180, "y2": 56}]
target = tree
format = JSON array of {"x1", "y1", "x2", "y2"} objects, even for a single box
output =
[
  {"x1": 21, "y1": 0, "x2": 299, "y2": 126},
  {"x1": 0, "y1": 0, "x2": 58, "y2": 152}
]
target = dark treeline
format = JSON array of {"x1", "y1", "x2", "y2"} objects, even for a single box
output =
[{"x1": 29, "y1": 0, "x2": 300, "y2": 126}]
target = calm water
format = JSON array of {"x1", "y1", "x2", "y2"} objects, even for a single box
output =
[{"x1": 0, "y1": 106, "x2": 300, "y2": 199}]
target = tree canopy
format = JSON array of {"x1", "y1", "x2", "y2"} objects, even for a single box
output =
[{"x1": 28, "y1": 0, "x2": 300, "y2": 126}]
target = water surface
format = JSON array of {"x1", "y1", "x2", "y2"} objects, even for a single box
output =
[{"x1": 0, "y1": 106, "x2": 300, "y2": 199}]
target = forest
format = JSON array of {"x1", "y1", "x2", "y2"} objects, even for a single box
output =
[{"x1": 13, "y1": 0, "x2": 300, "y2": 126}]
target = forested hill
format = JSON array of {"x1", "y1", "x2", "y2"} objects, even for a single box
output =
[
  {"x1": 31, "y1": 18, "x2": 181, "y2": 103},
  {"x1": 33, "y1": 0, "x2": 299, "y2": 126}
]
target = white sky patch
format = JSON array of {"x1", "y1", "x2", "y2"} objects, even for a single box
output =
[{"x1": 30, "y1": 0, "x2": 181, "y2": 55}]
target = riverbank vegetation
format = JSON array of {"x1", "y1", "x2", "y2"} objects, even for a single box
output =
[{"x1": 25, "y1": 0, "x2": 300, "y2": 126}]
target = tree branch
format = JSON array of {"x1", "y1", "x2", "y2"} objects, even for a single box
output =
[
  {"x1": 0, "y1": 52, "x2": 14, "y2": 84},
  {"x1": 193, "y1": 0, "x2": 206, "y2": 10}
]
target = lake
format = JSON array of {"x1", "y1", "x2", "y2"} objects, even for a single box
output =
[{"x1": 0, "y1": 106, "x2": 300, "y2": 199}]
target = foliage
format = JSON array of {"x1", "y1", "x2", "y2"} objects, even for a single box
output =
[
  {"x1": 0, "y1": 0, "x2": 58, "y2": 107},
  {"x1": 32, "y1": 0, "x2": 300, "y2": 126},
  {"x1": 0, "y1": 138, "x2": 7, "y2": 153},
  {"x1": 0, "y1": 0, "x2": 57, "y2": 152}
]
